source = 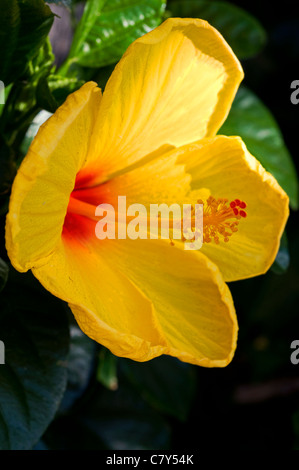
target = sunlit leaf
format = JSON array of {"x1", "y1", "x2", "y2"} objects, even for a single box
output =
[{"x1": 63, "y1": 0, "x2": 166, "y2": 71}]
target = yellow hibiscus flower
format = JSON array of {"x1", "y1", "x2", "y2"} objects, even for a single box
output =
[{"x1": 5, "y1": 18, "x2": 289, "y2": 367}]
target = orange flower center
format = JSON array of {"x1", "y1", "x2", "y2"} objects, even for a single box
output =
[{"x1": 65, "y1": 183, "x2": 247, "y2": 247}]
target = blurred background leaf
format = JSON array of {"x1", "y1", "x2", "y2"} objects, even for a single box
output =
[
  {"x1": 271, "y1": 232, "x2": 290, "y2": 275},
  {"x1": 42, "y1": 366, "x2": 171, "y2": 450},
  {"x1": 120, "y1": 356, "x2": 197, "y2": 422},
  {"x1": 220, "y1": 86, "x2": 299, "y2": 209},
  {"x1": 167, "y1": 0, "x2": 267, "y2": 59},
  {"x1": 0, "y1": 268, "x2": 70, "y2": 450},
  {"x1": 59, "y1": 324, "x2": 96, "y2": 414}
]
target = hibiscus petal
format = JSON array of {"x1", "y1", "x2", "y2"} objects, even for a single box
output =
[
  {"x1": 80, "y1": 17, "x2": 243, "y2": 185},
  {"x1": 32, "y1": 227, "x2": 238, "y2": 367},
  {"x1": 176, "y1": 135, "x2": 290, "y2": 281},
  {"x1": 6, "y1": 82, "x2": 102, "y2": 272}
]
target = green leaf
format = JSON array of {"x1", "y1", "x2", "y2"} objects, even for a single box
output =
[
  {"x1": 0, "y1": 0, "x2": 20, "y2": 85},
  {"x1": 63, "y1": 0, "x2": 166, "y2": 71},
  {"x1": 167, "y1": 0, "x2": 267, "y2": 59},
  {"x1": 36, "y1": 76, "x2": 59, "y2": 113},
  {"x1": 97, "y1": 347, "x2": 118, "y2": 391},
  {"x1": 0, "y1": 258, "x2": 9, "y2": 293},
  {"x1": 48, "y1": 75, "x2": 85, "y2": 107},
  {"x1": 35, "y1": 58, "x2": 83, "y2": 116},
  {"x1": 0, "y1": 269, "x2": 70, "y2": 450},
  {"x1": 0, "y1": 39, "x2": 54, "y2": 148},
  {"x1": 120, "y1": 356, "x2": 197, "y2": 421},
  {"x1": 0, "y1": 0, "x2": 55, "y2": 85},
  {"x1": 271, "y1": 232, "x2": 290, "y2": 274},
  {"x1": 30, "y1": 37, "x2": 56, "y2": 79},
  {"x1": 220, "y1": 86, "x2": 299, "y2": 209}
]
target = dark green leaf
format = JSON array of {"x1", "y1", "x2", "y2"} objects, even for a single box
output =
[
  {"x1": 30, "y1": 37, "x2": 56, "y2": 79},
  {"x1": 220, "y1": 86, "x2": 299, "y2": 209},
  {"x1": 167, "y1": 0, "x2": 267, "y2": 59},
  {"x1": 0, "y1": 258, "x2": 9, "y2": 293},
  {"x1": 120, "y1": 356, "x2": 197, "y2": 421},
  {"x1": 0, "y1": 39, "x2": 54, "y2": 146},
  {"x1": 63, "y1": 0, "x2": 166, "y2": 71},
  {"x1": 271, "y1": 232, "x2": 290, "y2": 274},
  {"x1": 0, "y1": 0, "x2": 20, "y2": 86},
  {"x1": 0, "y1": 135, "x2": 16, "y2": 213},
  {"x1": 36, "y1": 76, "x2": 59, "y2": 113},
  {"x1": 44, "y1": 380, "x2": 171, "y2": 450},
  {"x1": 0, "y1": 269, "x2": 70, "y2": 450},
  {"x1": 59, "y1": 325, "x2": 96, "y2": 413},
  {"x1": 0, "y1": 0, "x2": 55, "y2": 85}
]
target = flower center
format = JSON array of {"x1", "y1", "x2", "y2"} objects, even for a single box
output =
[
  {"x1": 199, "y1": 196, "x2": 247, "y2": 244},
  {"x1": 65, "y1": 186, "x2": 247, "y2": 247}
]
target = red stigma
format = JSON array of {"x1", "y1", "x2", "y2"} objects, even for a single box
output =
[{"x1": 230, "y1": 199, "x2": 247, "y2": 218}]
